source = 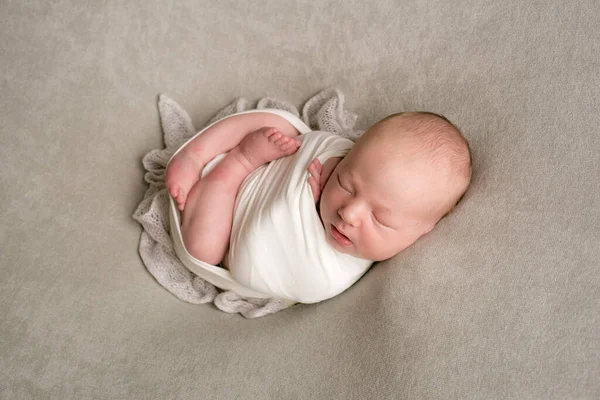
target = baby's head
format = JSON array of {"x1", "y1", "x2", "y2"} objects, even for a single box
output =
[{"x1": 319, "y1": 112, "x2": 472, "y2": 261}]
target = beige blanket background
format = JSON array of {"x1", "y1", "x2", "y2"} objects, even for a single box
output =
[{"x1": 1, "y1": 1, "x2": 598, "y2": 398}]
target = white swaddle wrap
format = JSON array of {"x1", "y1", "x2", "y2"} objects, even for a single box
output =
[{"x1": 169, "y1": 109, "x2": 373, "y2": 304}]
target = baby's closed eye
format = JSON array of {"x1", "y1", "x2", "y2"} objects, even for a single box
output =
[
  {"x1": 337, "y1": 173, "x2": 352, "y2": 193},
  {"x1": 372, "y1": 214, "x2": 393, "y2": 229}
]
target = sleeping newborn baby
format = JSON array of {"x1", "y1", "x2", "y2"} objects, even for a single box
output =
[{"x1": 165, "y1": 110, "x2": 471, "y2": 303}]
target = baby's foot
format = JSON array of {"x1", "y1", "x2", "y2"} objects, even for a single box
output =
[
  {"x1": 235, "y1": 127, "x2": 301, "y2": 172},
  {"x1": 165, "y1": 149, "x2": 204, "y2": 210}
]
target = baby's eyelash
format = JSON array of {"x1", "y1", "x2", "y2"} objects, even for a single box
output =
[
  {"x1": 373, "y1": 216, "x2": 385, "y2": 227},
  {"x1": 337, "y1": 173, "x2": 351, "y2": 193},
  {"x1": 373, "y1": 214, "x2": 391, "y2": 229}
]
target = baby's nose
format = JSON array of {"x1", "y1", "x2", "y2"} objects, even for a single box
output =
[{"x1": 338, "y1": 205, "x2": 362, "y2": 227}]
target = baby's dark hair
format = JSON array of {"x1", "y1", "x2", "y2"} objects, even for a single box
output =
[{"x1": 375, "y1": 111, "x2": 472, "y2": 218}]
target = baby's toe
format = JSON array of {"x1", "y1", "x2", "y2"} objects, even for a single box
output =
[
  {"x1": 173, "y1": 188, "x2": 184, "y2": 205},
  {"x1": 275, "y1": 136, "x2": 289, "y2": 146},
  {"x1": 267, "y1": 130, "x2": 282, "y2": 141},
  {"x1": 282, "y1": 143, "x2": 296, "y2": 152},
  {"x1": 178, "y1": 194, "x2": 187, "y2": 206},
  {"x1": 262, "y1": 127, "x2": 278, "y2": 137}
]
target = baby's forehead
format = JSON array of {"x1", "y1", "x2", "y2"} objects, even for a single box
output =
[
  {"x1": 345, "y1": 139, "x2": 451, "y2": 190},
  {"x1": 349, "y1": 133, "x2": 425, "y2": 167},
  {"x1": 346, "y1": 146, "x2": 407, "y2": 169}
]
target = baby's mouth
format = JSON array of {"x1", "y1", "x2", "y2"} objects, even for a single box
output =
[{"x1": 331, "y1": 224, "x2": 353, "y2": 247}]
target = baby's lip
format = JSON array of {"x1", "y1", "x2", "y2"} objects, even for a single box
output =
[{"x1": 331, "y1": 224, "x2": 353, "y2": 247}]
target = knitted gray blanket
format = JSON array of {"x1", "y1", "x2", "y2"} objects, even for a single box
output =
[{"x1": 132, "y1": 89, "x2": 364, "y2": 318}]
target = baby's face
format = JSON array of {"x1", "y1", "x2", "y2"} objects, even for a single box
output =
[{"x1": 319, "y1": 132, "x2": 454, "y2": 261}]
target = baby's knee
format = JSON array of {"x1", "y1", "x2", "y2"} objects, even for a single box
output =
[
  {"x1": 186, "y1": 241, "x2": 224, "y2": 266},
  {"x1": 181, "y1": 232, "x2": 225, "y2": 266}
]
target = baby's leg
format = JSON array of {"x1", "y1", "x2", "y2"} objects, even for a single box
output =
[
  {"x1": 181, "y1": 127, "x2": 301, "y2": 265},
  {"x1": 166, "y1": 112, "x2": 300, "y2": 210}
]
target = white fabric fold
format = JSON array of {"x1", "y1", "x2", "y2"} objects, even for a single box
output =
[{"x1": 225, "y1": 130, "x2": 373, "y2": 303}]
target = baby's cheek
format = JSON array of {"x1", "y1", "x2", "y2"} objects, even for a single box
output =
[
  {"x1": 319, "y1": 189, "x2": 331, "y2": 216},
  {"x1": 363, "y1": 228, "x2": 395, "y2": 260},
  {"x1": 322, "y1": 190, "x2": 342, "y2": 222}
]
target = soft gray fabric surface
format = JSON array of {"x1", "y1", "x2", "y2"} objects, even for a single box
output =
[{"x1": 1, "y1": 1, "x2": 598, "y2": 399}]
